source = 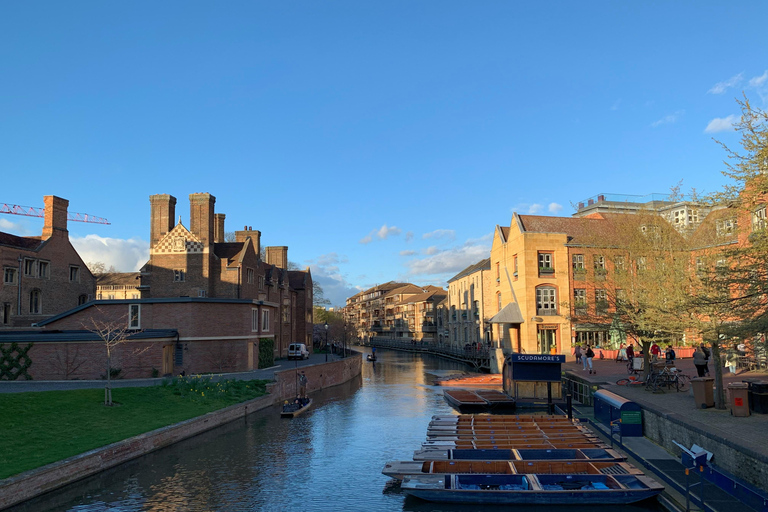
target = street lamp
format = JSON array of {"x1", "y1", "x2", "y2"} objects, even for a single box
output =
[
  {"x1": 324, "y1": 322, "x2": 329, "y2": 362},
  {"x1": 343, "y1": 321, "x2": 347, "y2": 358}
]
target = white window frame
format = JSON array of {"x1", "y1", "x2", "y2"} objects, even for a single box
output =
[
  {"x1": 38, "y1": 260, "x2": 50, "y2": 279},
  {"x1": 198, "y1": 289, "x2": 207, "y2": 297},
  {"x1": 29, "y1": 289, "x2": 41, "y2": 314},
  {"x1": 252, "y1": 309, "x2": 259, "y2": 332},
  {"x1": 128, "y1": 304, "x2": 141, "y2": 329},
  {"x1": 24, "y1": 259, "x2": 36, "y2": 277},
  {"x1": 246, "y1": 268, "x2": 254, "y2": 284},
  {"x1": 173, "y1": 269, "x2": 185, "y2": 282},
  {"x1": 69, "y1": 265, "x2": 80, "y2": 282},
  {"x1": 536, "y1": 287, "x2": 557, "y2": 315},
  {"x1": 572, "y1": 254, "x2": 584, "y2": 270},
  {"x1": 3, "y1": 267, "x2": 16, "y2": 285},
  {"x1": 262, "y1": 310, "x2": 270, "y2": 332},
  {"x1": 538, "y1": 252, "x2": 553, "y2": 269}
]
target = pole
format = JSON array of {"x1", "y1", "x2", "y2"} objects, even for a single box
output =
[
  {"x1": 325, "y1": 327, "x2": 328, "y2": 362},
  {"x1": 566, "y1": 393, "x2": 573, "y2": 419}
]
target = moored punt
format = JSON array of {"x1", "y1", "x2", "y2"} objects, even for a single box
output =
[
  {"x1": 422, "y1": 440, "x2": 607, "y2": 450},
  {"x1": 443, "y1": 390, "x2": 509, "y2": 413},
  {"x1": 412, "y1": 447, "x2": 626, "y2": 462},
  {"x1": 431, "y1": 414, "x2": 578, "y2": 423},
  {"x1": 435, "y1": 374, "x2": 503, "y2": 388},
  {"x1": 383, "y1": 459, "x2": 641, "y2": 480},
  {"x1": 401, "y1": 473, "x2": 664, "y2": 505}
]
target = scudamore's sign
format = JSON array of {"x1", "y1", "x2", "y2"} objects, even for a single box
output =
[{"x1": 510, "y1": 354, "x2": 566, "y2": 364}]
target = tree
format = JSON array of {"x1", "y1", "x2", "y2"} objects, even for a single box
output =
[
  {"x1": 313, "y1": 281, "x2": 331, "y2": 308},
  {"x1": 569, "y1": 211, "x2": 692, "y2": 378},
  {"x1": 87, "y1": 261, "x2": 117, "y2": 275},
  {"x1": 82, "y1": 306, "x2": 141, "y2": 405}
]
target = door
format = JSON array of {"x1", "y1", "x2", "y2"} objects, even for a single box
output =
[
  {"x1": 538, "y1": 327, "x2": 558, "y2": 354},
  {"x1": 162, "y1": 345, "x2": 174, "y2": 375}
]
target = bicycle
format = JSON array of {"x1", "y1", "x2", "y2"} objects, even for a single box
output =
[{"x1": 616, "y1": 375, "x2": 645, "y2": 386}]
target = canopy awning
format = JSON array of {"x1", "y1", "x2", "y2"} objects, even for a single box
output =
[{"x1": 489, "y1": 302, "x2": 525, "y2": 324}]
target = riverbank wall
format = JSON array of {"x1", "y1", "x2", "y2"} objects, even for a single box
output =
[{"x1": 0, "y1": 353, "x2": 362, "y2": 511}]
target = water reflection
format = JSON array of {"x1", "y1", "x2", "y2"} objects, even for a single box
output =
[{"x1": 10, "y1": 350, "x2": 660, "y2": 512}]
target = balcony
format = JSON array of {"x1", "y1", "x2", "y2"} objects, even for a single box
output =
[{"x1": 421, "y1": 322, "x2": 437, "y2": 332}]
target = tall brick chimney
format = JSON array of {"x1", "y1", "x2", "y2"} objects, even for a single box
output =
[
  {"x1": 235, "y1": 226, "x2": 261, "y2": 255},
  {"x1": 214, "y1": 213, "x2": 226, "y2": 243},
  {"x1": 266, "y1": 246, "x2": 288, "y2": 269},
  {"x1": 42, "y1": 195, "x2": 68, "y2": 239},
  {"x1": 189, "y1": 193, "x2": 216, "y2": 246},
  {"x1": 149, "y1": 194, "x2": 177, "y2": 246}
]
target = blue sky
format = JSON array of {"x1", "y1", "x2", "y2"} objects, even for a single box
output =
[{"x1": 2, "y1": 2, "x2": 767, "y2": 307}]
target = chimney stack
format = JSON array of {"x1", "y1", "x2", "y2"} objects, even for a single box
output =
[
  {"x1": 189, "y1": 193, "x2": 216, "y2": 246},
  {"x1": 214, "y1": 213, "x2": 226, "y2": 243},
  {"x1": 266, "y1": 246, "x2": 288, "y2": 269},
  {"x1": 235, "y1": 227, "x2": 261, "y2": 255},
  {"x1": 42, "y1": 195, "x2": 68, "y2": 239},
  {"x1": 149, "y1": 194, "x2": 177, "y2": 245}
]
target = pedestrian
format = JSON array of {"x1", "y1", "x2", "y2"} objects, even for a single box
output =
[
  {"x1": 700, "y1": 343, "x2": 711, "y2": 376},
  {"x1": 626, "y1": 343, "x2": 635, "y2": 366},
  {"x1": 726, "y1": 345, "x2": 738, "y2": 375},
  {"x1": 574, "y1": 344, "x2": 582, "y2": 364},
  {"x1": 665, "y1": 345, "x2": 676, "y2": 364},
  {"x1": 298, "y1": 371, "x2": 308, "y2": 399},
  {"x1": 650, "y1": 342, "x2": 661, "y2": 362},
  {"x1": 693, "y1": 346, "x2": 708, "y2": 377},
  {"x1": 585, "y1": 345, "x2": 595, "y2": 374}
]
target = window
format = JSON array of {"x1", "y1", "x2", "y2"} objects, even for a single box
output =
[
  {"x1": 497, "y1": 293, "x2": 502, "y2": 312},
  {"x1": 573, "y1": 289, "x2": 587, "y2": 312},
  {"x1": 107, "y1": 294, "x2": 115, "y2": 300},
  {"x1": 128, "y1": 304, "x2": 140, "y2": 329},
  {"x1": 538, "y1": 253, "x2": 554, "y2": 275},
  {"x1": 173, "y1": 269, "x2": 185, "y2": 282},
  {"x1": 3, "y1": 267, "x2": 16, "y2": 285},
  {"x1": 496, "y1": 262, "x2": 500, "y2": 282},
  {"x1": 716, "y1": 218, "x2": 736, "y2": 237},
  {"x1": 69, "y1": 266, "x2": 80, "y2": 282},
  {"x1": 636, "y1": 257, "x2": 647, "y2": 272},
  {"x1": 38, "y1": 261, "x2": 49, "y2": 278},
  {"x1": 78, "y1": 295, "x2": 88, "y2": 305},
  {"x1": 252, "y1": 309, "x2": 259, "y2": 331},
  {"x1": 1, "y1": 303, "x2": 10, "y2": 324},
  {"x1": 174, "y1": 343, "x2": 184, "y2": 366},
  {"x1": 198, "y1": 289, "x2": 207, "y2": 297},
  {"x1": 283, "y1": 306, "x2": 290, "y2": 323},
  {"x1": 572, "y1": 254, "x2": 584, "y2": 270},
  {"x1": 29, "y1": 289, "x2": 41, "y2": 314},
  {"x1": 753, "y1": 206, "x2": 766, "y2": 232},
  {"x1": 536, "y1": 286, "x2": 557, "y2": 315},
  {"x1": 614, "y1": 255, "x2": 626, "y2": 272},
  {"x1": 246, "y1": 268, "x2": 255, "y2": 284},
  {"x1": 513, "y1": 255, "x2": 518, "y2": 277},
  {"x1": 24, "y1": 259, "x2": 36, "y2": 276},
  {"x1": 595, "y1": 289, "x2": 608, "y2": 314},
  {"x1": 131, "y1": 294, "x2": 139, "y2": 299},
  {"x1": 258, "y1": 276, "x2": 265, "y2": 290},
  {"x1": 593, "y1": 255, "x2": 605, "y2": 270},
  {"x1": 262, "y1": 310, "x2": 270, "y2": 331}
]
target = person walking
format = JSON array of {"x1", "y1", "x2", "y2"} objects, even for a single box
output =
[
  {"x1": 574, "y1": 344, "x2": 582, "y2": 365},
  {"x1": 650, "y1": 342, "x2": 661, "y2": 363},
  {"x1": 665, "y1": 345, "x2": 676, "y2": 365},
  {"x1": 693, "y1": 346, "x2": 708, "y2": 377},
  {"x1": 585, "y1": 345, "x2": 595, "y2": 374},
  {"x1": 700, "y1": 343, "x2": 711, "y2": 376}
]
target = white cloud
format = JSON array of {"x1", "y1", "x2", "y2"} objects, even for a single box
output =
[
  {"x1": 360, "y1": 224, "x2": 401, "y2": 244},
  {"x1": 400, "y1": 250, "x2": 417, "y2": 256},
  {"x1": 704, "y1": 115, "x2": 739, "y2": 133},
  {"x1": 404, "y1": 241, "x2": 491, "y2": 279},
  {"x1": 528, "y1": 204, "x2": 543, "y2": 214},
  {"x1": 304, "y1": 252, "x2": 360, "y2": 308},
  {"x1": 708, "y1": 73, "x2": 744, "y2": 94},
  {"x1": 405, "y1": 231, "x2": 414, "y2": 242},
  {"x1": 651, "y1": 110, "x2": 684, "y2": 127},
  {"x1": 422, "y1": 229, "x2": 456, "y2": 241},
  {"x1": 0, "y1": 218, "x2": 22, "y2": 231},
  {"x1": 70, "y1": 235, "x2": 149, "y2": 272},
  {"x1": 548, "y1": 203, "x2": 563, "y2": 214},
  {"x1": 424, "y1": 246, "x2": 441, "y2": 256},
  {"x1": 749, "y1": 71, "x2": 768, "y2": 88}
]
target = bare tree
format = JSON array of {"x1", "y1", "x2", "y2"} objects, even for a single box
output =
[
  {"x1": 86, "y1": 261, "x2": 117, "y2": 275},
  {"x1": 82, "y1": 307, "x2": 140, "y2": 405}
]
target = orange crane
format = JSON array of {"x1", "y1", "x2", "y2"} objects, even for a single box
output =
[{"x1": 1, "y1": 202, "x2": 110, "y2": 224}]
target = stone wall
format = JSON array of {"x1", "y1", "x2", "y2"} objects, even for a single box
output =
[{"x1": 0, "y1": 354, "x2": 362, "y2": 510}]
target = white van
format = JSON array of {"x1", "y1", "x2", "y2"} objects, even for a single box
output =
[{"x1": 288, "y1": 343, "x2": 310, "y2": 360}]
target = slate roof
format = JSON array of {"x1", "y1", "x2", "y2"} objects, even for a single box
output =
[
  {"x1": 96, "y1": 272, "x2": 140, "y2": 286},
  {"x1": 0, "y1": 329, "x2": 178, "y2": 343},
  {"x1": 213, "y1": 242, "x2": 246, "y2": 262},
  {"x1": 0, "y1": 231, "x2": 43, "y2": 250},
  {"x1": 395, "y1": 288, "x2": 447, "y2": 305},
  {"x1": 288, "y1": 270, "x2": 309, "y2": 290}
]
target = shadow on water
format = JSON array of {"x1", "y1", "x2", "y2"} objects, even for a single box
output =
[{"x1": 8, "y1": 349, "x2": 662, "y2": 512}]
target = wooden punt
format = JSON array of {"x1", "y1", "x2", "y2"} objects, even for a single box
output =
[
  {"x1": 435, "y1": 374, "x2": 503, "y2": 388},
  {"x1": 401, "y1": 473, "x2": 664, "y2": 505},
  {"x1": 280, "y1": 398, "x2": 313, "y2": 418},
  {"x1": 383, "y1": 459, "x2": 642, "y2": 480},
  {"x1": 422, "y1": 440, "x2": 607, "y2": 450},
  {"x1": 443, "y1": 389, "x2": 516, "y2": 413},
  {"x1": 412, "y1": 447, "x2": 626, "y2": 462}
]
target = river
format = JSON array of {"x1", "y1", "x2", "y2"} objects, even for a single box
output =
[{"x1": 11, "y1": 349, "x2": 662, "y2": 512}]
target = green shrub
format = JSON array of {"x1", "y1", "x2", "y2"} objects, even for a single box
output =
[{"x1": 258, "y1": 338, "x2": 274, "y2": 369}]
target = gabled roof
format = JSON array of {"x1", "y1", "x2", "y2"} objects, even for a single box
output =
[
  {"x1": 96, "y1": 272, "x2": 140, "y2": 286},
  {"x1": 288, "y1": 270, "x2": 310, "y2": 290},
  {"x1": 448, "y1": 258, "x2": 491, "y2": 282},
  {"x1": 0, "y1": 231, "x2": 44, "y2": 250},
  {"x1": 490, "y1": 302, "x2": 525, "y2": 324},
  {"x1": 688, "y1": 207, "x2": 739, "y2": 250},
  {"x1": 396, "y1": 288, "x2": 447, "y2": 305},
  {"x1": 384, "y1": 284, "x2": 424, "y2": 298},
  {"x1": 213, "y1": 242, "x2": 245, "y2": 261}
]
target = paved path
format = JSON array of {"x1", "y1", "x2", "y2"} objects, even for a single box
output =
[
  {"x1": 564, "y1": 356, "x2": 768, "y2": 460},
  {"x1": 0, "y1": 353, "x2": 339, "y2": 393}
]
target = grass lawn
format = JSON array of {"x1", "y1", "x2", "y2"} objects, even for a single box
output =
[{"x1": 0, "y1": 377, "x2": 269, "y2": 480}]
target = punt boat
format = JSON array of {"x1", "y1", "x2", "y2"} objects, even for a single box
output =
[
  {"x1": 412, "y1": 447, "x2": 626, "y2": 462},
  {"x1": 280, "y1": 398, "x2": 313, "y2": 418},
  {"x1": 401, "y1": 472, "x2": 664, "y2": 505}
]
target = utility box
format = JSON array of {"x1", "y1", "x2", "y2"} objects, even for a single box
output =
[
  {"x1": 593, "y1": 390, "x2": 643, "y2": 437},
  {"x1": 691, "y1": 377, "x2": 715, "y2": 409},
  {"x1": 727, "y1": 382, "x2": 750, "y2": 417}
]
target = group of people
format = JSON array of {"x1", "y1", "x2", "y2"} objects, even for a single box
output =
[{"x1": 573, "y1": 344, "x2": 597, "y2": 374}]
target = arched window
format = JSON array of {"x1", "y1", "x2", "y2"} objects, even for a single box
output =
[
  {"x1": 535, "y1": 286, "x2": 557, "y2": 316},
  {"x1": 29, "y1": 289, "x2": 41, "y2": 314},
  {"x1": 497, "y1": 292, "x2": 502, "y2": 312}
]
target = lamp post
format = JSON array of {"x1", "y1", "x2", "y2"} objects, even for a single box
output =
[
  {"x1": 324, "y1": 322, "x2": 329, "y2": 362},
  {"x1": 343, "y1": 321, "x2": 347, "y2": 358}
]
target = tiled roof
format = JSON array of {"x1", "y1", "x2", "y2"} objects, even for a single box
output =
[
  {"x1": 396, "y1": 288, "x2": 447, "y2": 305},
  {"x1": 288, "y1": 270, "x2": 309, "y2": 289},
  {"x1": 688, "y1": 207, "x2": 739, "y2": 249},
  {"x1": 0, "y1": 231, "x2": 43, "y2": 250},
  {"x1": 384, "y1": 284, "x2": 423, "y2": 298},
  {"x1": 96, "y1": 272, "x2": 140, "y2": 286},
  {"x1": 213, "y1": 242, "x2": 245, "y2": 261}
]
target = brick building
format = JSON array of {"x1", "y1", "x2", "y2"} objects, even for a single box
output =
[
  {"x1": 96, "y1": 272, "x2": 141, "y2": 300},
  {"x1": 0, "y1": 192, "x2": 313, "y2": 380},
  {"x1": 1, "y1": 196, "x2": 96, "y2": 328}
]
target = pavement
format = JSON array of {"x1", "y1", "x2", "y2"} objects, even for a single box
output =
[
  {"x1": 0, "y1": 352, "x2": 339, "y2": 393},
  {"x1": 563, "y1": 356, "x2": 768, "y2": 512}
]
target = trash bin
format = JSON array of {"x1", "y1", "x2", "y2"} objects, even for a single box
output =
[
  {"x1": 751, "y1": 381, "x2": 768, "y2": 414},
  {"x1": 691, "y1": 377, "x2": 714, "y2": 409},
  {"x1": 742, "y1": 378, "x2": 762, "y2": 411},
  {"x1": 727, "y1": 383, "x2": 750, "y2": 417}
]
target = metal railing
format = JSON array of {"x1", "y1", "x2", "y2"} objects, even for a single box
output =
[{"x1": 562, "y1": 375, "x2": 596, "y2": 406}]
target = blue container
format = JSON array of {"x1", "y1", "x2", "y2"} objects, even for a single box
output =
[{"x1": 593, "y1": 390, "x2": 643, "y2": 437}]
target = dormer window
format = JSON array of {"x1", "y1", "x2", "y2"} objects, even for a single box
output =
[{"x1": 753, "y1": 206, "x2": 766, "y2": 232}]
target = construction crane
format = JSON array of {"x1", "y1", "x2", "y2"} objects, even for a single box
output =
[{"x1": 0, "y1": 203, "x2": 110, "y2": 225}]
